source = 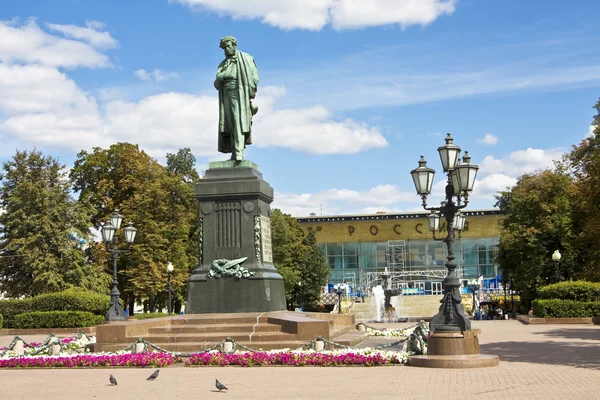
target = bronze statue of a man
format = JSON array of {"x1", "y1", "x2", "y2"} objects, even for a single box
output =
[{"x1": 214, "y1": 36, "x2": 259, "y2": 161}]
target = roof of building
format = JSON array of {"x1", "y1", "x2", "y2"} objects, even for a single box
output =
[{"x1": 296, "y1": 208, "x2": 502, "y2": 223}]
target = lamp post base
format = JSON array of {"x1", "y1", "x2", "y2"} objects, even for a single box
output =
[
  {"x1": 429, "y1": 285, "x2": 471, "y2": 332},
  {"x1": 105, "y1": 297, "x2": 128, "y2": 321}
]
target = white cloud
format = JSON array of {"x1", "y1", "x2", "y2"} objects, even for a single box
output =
[
  {"x1": 329, "y1": 0, "x2": 456, "y2": 30},
  {"x1": 477, "y1": 133, "x2": 498, "y2": 145},
  {"x1": 0, "y1": 19, "x2": 114, "y2": 68},
  {"x1": 588, "y1": 125, "x2": 596, "y2": 138},
  {"x1": 254, "y1": 87, "x2": 387, "y2": 154},
  {"x1": 46, "y1": 21, "x2": 118, "y2": 49},
  {"x1": 479, "y1": 148, "x2": 563, "y2": 178},
  {"x1": 134, "y1": 68, "x2": 180, "y2": 82},
  {"x1": 272, "y1": 184, "x2": 416, "y2": 217},
  {"x1": 0, "y1": 64, "x2": 98, "y2": 115},
  {"x1": 172, "y1": 0, "x2": 455, "y2": 31},
  {"x1": 472, "y1": 173, "x2": 517, "y2": 201}
]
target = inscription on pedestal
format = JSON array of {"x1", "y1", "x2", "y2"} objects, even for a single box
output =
[{"x1": 260, "y1": 215, "x2": 273, "y2": 263}]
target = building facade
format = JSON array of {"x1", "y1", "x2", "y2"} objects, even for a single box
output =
[{"x1": 297, "y1": 209, "x2": 503, "y2": 295}]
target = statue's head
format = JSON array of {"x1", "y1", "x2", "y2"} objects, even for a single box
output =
[{"x1": 219, "y1": 36, "x2": 237, "y2": 57}]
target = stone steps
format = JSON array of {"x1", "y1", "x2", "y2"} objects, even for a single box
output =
[
  {"x1": 94, "y1": 311, "x2": 356, "y2": 352},
  {"x1": 98, "y1": 340, "x2": 308, "y2": 353},
  {"x1": 135, "y1": 331, "x2": 299, "y2": 343},
  {"x1": 148, "y1": 323, "x2": 281, "y2": 334}
]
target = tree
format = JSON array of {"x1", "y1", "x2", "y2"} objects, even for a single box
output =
[
  {"x1": 0, "y1": 149, "x2": 110, "y2": 297},
  {"x1": 567, "y1": 98, "x2": 600, "y2": 281},
  {"x1": 495, "y1": 169, "x2": 576, "y2": 310},
  {"x1": 166, "y1": 148, "x2": 200, "y2": 184},
  {"x1": 270, "y1": 209, "x2": 329, "y2": 309},
  {"x1": 70, "y1": 143, "x2": 198, "y2": 313}
]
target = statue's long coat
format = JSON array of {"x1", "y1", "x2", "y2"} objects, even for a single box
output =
[{"x1": 215, "y1": 50, "x2": 259, "y2": 154}]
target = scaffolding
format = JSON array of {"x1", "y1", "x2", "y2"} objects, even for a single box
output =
[{"x1": 358, "y1": 239, "x2": 464, "y2": 291}]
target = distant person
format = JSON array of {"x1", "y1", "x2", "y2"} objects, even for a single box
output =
[{"x1": 361, "y1": 288, "x2": 366, "y2": 303}]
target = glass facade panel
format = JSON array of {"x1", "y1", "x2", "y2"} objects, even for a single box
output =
[
  {"x1": 343, "y1": 242, "x2": 358, "y2": 255},
  {"x1": 327, "y1": 243, "x2": 342, "y2": 255},
  {"x1": 359, "y1": 242, "x2": 377, "y2": 270},
  {"x1": 318, "y1": 237, "x2": 499, "y2": 284},
  {"x1": 343, "y1": 255, "x2": 359, "y2": 269},
  {"x1": 328, "y1": 255, "x2": 342, "y2": 269},
  {"x1": 376, "y1": 243, "x2": 387, "y2": 268}
]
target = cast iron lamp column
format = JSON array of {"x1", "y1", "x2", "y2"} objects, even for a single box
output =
[
  {"x1": 467, "y1": 279, "x2": 480, "y2": 314},
  {"x1": 552, "y1": 250, "x2": 562, "y2": 282},
  {"x1": 167, "y1": 262, "x2": 174, "y2": 314},
  {"x1": 335, "y1": 283, "x2": 344, "y2": 314},
  {"x1": 410, "y1": 133, "x2": 479, "y2": 332},
  {"x1": 101, "y1": 210, "x2": 137, "y2": 321}
]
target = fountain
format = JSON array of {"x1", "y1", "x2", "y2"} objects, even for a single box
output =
[{"x1": 368, "y1": 270, "x2": 406, "y2": 322}]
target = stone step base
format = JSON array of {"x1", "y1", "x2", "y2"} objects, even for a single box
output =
[
  {"x1": 148, "y1": 323, "x2": 281, "y2": 334},
  {"x1": 134, "y1": 331, "x2": 299, "y2": 343},
  {"x1": 95, "y1": 340, "x2": 309, "y2": 353}
]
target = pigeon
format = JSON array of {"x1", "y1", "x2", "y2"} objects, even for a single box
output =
[
  {"x1": 215, "y1": 379, "x2": 228, "y2": 392},
  {"x1": 109, "y1": 374, "x2": 118, "y2": 386},
  {"x1": 146, "y1": 369, "x2": 160, "y2": 381}
]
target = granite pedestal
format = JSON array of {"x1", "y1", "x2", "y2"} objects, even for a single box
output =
[{"x1": 186, "y1": 160, "x2": 286, "y2": 313}]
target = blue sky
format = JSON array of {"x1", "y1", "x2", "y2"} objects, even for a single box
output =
[{"x1": 1, "y1": 0, "x2": 599, "y2": 216}]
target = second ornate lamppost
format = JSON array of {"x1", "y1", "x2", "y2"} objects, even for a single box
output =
[
  {"x1": 167, "y1": 262, "x2": 174, "y2": 314},
  {"x1": 410, "y1": 133, "x2": 479, "y2": 332},
  {"x1": 467, "y1": 279, "x2": 481, "y2": 315},
  {"x1": 101, "y1": 210, "x2": 137, "y2": 322},
  {"x1": 334, "y1": 283, "x2": 345, "y2": 314}
]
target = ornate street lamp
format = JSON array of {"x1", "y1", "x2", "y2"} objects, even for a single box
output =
[
  {"x1": 410, "y1": 133, "x2": 479, "y2": 332},
  {"x1": 102, "y1": 210, "x2": 137, "y2": 321},
  {"x1": 167, "y1": 262, "x2": 174, "y2": 314},
  {"x1": 334, "y1": 283, "x2": 344, "y2": 314},
  {"x1": 466, "y1": 279, "x2": 481, "y2": 315},
  {"x1": 552, "y1": 250, "x2": 562, "y2": 282}
]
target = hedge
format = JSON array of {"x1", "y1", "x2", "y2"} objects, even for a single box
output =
[
  {"x1": 134, "y1": 312, "x2": 170, "y2": 320},
  {"x1": 0, "y1": 298, "x2": 34, "y2": 328},
  {"x1": 13, "y1": 311, "x2": 104, "y2": 329},
  {"x1": 31, "y1": 289, "x2": 110, "y2": 315},
  {"x1": 532, "y1": 299, "x2": 600, "y2": 318},
  {"x1": 0, "y1": 313, "x2": 3, "y2": 329},
  {"x1": 537, "y1": 281, "x2": 600, "y2": 302},
  {"x1": 0, "y1": 289, "x2": 111, "y2": 328}
]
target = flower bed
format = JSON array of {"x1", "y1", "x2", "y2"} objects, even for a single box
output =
[
  {"x1": 185, "y1": 349, "x2": 407, "y2": 367},
  {"x1": 0, "y1": 352, "x2": 178, "y2": 368},
  {"x1": 0, "y1": 322, "x2": 428, "y2": 368}
]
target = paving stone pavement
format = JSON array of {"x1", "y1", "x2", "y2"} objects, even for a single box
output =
[{"x1": 1, "y1": 320, "x2": 599, "y2": 400}]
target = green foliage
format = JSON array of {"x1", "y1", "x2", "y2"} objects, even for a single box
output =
[
  {"x1": 566, "y1": 98, "x2": 600, "y2": 282},
  {"x1": 13, "y1": 311, "x2": 104, "y2": 329},
  {"x1": 271, "y1": 209, "x2": 330, "y2": 308},
  {"x1": 0, "y1": 299, "x2": 33, "y2": 328},
  {"x1": 31, "y1": 289, "x2": 110, "y2": 315},
  {"x1": 537, "y1": 281, "x2": 600, "y2": 302},
  {"x1": 0, "y1": 149, "x2": 111, "y2": 297},
  {"x1": 70, "y1": 143, "x2": 198, "y2": 310},
  {"x1": 0, "y1": 313, "x2": 3, "y2": 329},
  {"x1": 532, "y1": 299, "x2": 600, "y2": 318},
  {"x1": 495, "y1": 169, "x2": 577, "y2": 306},
  {"x1": 134, "y1": 312, "x2": 169, "y2": 320},
  {"x1": 0, "y1": 289, "x2": 110, "y2": 328}
]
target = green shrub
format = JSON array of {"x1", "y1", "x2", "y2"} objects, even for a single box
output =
[
  {"x1": 537, "y1": 281, "x2": 600, "y2": 302},
  {"x1": 13, "y1": 311, "x2": 104, "y2": 329},
  {"x1": 0, "y1": 298, "x2": 33, "y2": 328},
  {"x1": 31, "y1": 289, "x2": 110, "y2": 315},
  {"x1": 134, "y1": 312, "x2": 170, "y2": 320},
  {"x1": 532, "y1": 299, "x2": 600, "y2": 318},
  {"x1": 0, "y1": 313, "x2": 3, "y2": 329}
]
